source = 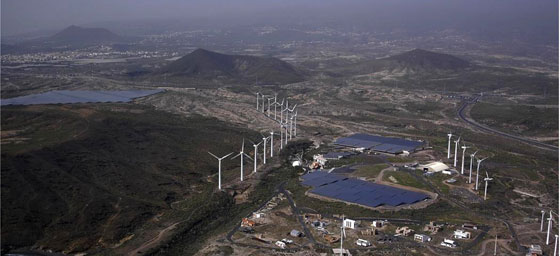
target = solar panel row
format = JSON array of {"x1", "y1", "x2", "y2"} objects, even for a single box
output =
[
  {"x1": 301, "y1": 171, "x2": 429, "y2": 207},
  {"x1": 334, "y1": 133, "x2": 423, "y2": 154},
  {"x1": 1, "y1": 90, "x2": 164, "y2": 106}
]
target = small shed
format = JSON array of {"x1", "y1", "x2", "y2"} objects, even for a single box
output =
[{"x1": 290, "y1": 229, "x2": 303, "y2": 237}]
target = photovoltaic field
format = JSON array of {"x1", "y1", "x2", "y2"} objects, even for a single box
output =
[
  {"x1": 334, "y1": 133, "x2": 424, "y2": 154},
  {"x1": 302, "y1": 171, "x2": 429, "y2": 207},
  {"x1": 1, "y1": 89, "x2": 164, "y2": 106}
]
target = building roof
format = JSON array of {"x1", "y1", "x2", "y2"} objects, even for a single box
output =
[
  {"x1": 323, "y1": 152, "x2": 354, "y2": 159},
  {"x1": 422, "y1": 162, "x2": 449, "y2": 172}
]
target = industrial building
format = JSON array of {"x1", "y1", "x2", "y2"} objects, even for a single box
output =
[
  {"x1": 421, "y1": 162, "x2": 449, "y2": 173},
  {"x1": 334, "y1": 133, "x2": 425, "y2": 154}
]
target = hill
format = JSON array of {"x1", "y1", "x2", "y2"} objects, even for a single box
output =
[
  {"x1": 1, "y1": 104, "x2": 256, "y2": 253},
  {"x1": 160, "y1": 49, "x2": 304, "y2": 85},
  {"x1": 384, "y1": 48, "x2": 470, "y2": 70},
  {"x1": 49, "y1": 25, "x2": 122, "y2": 44}
]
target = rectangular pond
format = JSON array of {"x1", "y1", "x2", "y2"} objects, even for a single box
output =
[{"x1": 1, "y1": 89, "x2": 164, "y2": 106}]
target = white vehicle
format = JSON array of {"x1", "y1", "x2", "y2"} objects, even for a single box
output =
[{"x1": 356, "y1": 238, "x2": 371, "y2": 247}]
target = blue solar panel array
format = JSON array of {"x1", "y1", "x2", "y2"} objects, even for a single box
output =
[
  {"x1": 1, "y1": 89, "x2": 164, "y2": 106},
  {"x1": 301, "y1": 171, "x2": 429, "y2": 207},
  {"x1": 334, "y1": 133, "x2": 424, "y2": 154}
]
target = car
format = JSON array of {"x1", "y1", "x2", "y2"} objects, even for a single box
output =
[{"x1": 356, "y1": 239, "x2": 371, "y2": 247}]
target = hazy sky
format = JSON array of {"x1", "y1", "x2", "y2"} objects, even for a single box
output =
[{"x1": 2, "y1": 0, "x2": 558, "y2": 44}]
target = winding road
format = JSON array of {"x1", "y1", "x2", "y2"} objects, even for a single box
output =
[{"x1": 457, "y1": 96, "x2": 558, "y2": 152}]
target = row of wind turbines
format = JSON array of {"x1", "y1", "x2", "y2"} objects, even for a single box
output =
[
  {"x1": 206, "y1": 92, "x2": 299, "y2": 191},
  {"x1": 446, "y1": 133, "x2": 492, "y2": 200}
]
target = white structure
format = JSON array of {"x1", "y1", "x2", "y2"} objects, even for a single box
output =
[
  {"x1": 453, "y1": 230, "x2": 471, "y2": 239},
  {"x1": 270, "y1": 131, "x2": 275, "y2": 157},
  {"x1": 372, "y1": 220, "x2": 385, "y2": 228},
  {"x1": 554, "y1": 234, "x2": 558, "y2": 256},
  {"x1": 475, "y1": 156, "x2": 488, "y2": 191},
  {"x1": 547, "y1": 210, "x2": 553, "y2": 245},
  {"x1": 447, "y1": 133, "x2": 453, "y2": 159},
  {"x1": 251, "y1": 141, "x2": 262, "y2": 173},
  {"x1": 469, "y1": 151, "x2": 478, "y2": 183},
  {"x1": 541, "y1": 210, "x2": 546, "y2": 231},
  {"x1": 262, "y1": 135, "x2": 269, "y2": 164},
  {"x1": 356, "y1": 239, "x2": 371, "y2": 247},
  {"x1": 442, "y1": 170, "x2": 453, "y2": 175},
  {"x1": 484, "y1": 172, "x2": 493, "y2": 200},
  {"x1": 208, "y1": 152, "x2": 233, "y2": 190},
  {"x1": 441, "y1": 239, "x2": 457, "y2": 248},
  {"x1": 414, "y1": 234, "x2": 431, "y2": 243},
  {"x1": 461, "y1": 144, "x2": 469, "y2": 174},
  {"x1": 292, "y1": 160, "x2": 302, "y2": 167},
  {"x1": 275, "y1": 241, "x2": 286, "y2": 249},
  {"x1": 231, "y1": 140, "x2": 253, "y2": 181},
  {"x1": 343, "y1": 218, "x2": 357, "y2": 229},
  {"x1": 453, "y1": 136, "x2": 461, "y2": 167},
  {"x1": 421, "y1": 162, "x2": 449, "y2": 173}
]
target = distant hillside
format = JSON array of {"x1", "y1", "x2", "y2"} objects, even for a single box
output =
[
  {"x1": 49, "y1": 25, "x2": 122, "y2": 44},
  {"x1": 160, "y1": 49, "x2": 304, "y2": 85},
  {"x1": 384, "y1": 48, "x2": 470, "y2": 70}
]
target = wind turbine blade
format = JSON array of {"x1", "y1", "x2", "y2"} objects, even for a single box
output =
[
  {"x1": 486, "y1": 171, "x2": 489, "y2": 178},
  {"x1": 222, "y1": 152, "x2": 234, "y2": 159},
  {"x1": 231, "y1": 152, "x2": 242, "y2": 159},
  {"x1": 243, "y1": 153, "x2": 253, "y2": 161},
  {"x1": 208, "y1": 152, "x2": 219, "y2": 159}
]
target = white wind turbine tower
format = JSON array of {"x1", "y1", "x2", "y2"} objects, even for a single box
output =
[
  {"x1": 554, "y1": 234, "x2": 558, "y2": 256},
  {"x1": 469, "y1": 150, "x2": 478, "y2": 183},
  {"x1": 279, "y1": 123, "x2": 284, "y2": 150},
  {"x1": 231, "y1": 139, "x2": 253, "y2": 181},
  {"x1": 293, "y1": 111, "x2": 298, "y2": 137},
  {"x1": 208, "y1": 151, "x2": 233, "y2": 190},
  {"x1": 340, "y1": 215, "x2": 346, "y2": 256},
  {"x1": 483, "y1": 171, "x2": 493, "y2": 200},
  {"x1": 261, "y1": 134, "x2": 269, "y2": 164},
  {"x1": 280, "y1": 104, "x2": 287, "y2": 124},
  {"x1": 461, "y1": 143, "x2": 469, "y2": 174},
  {"x1": 269, "y1": 131, "x2": 275, "y2": 157},
  {"x1": 249, "y1": 140, "x2": 262, "y2": 173},
  {"x1": 261, "y1": 94, "x2": 267, "y2": 113},
  {"x1": 273, "y1": 95, "x2": 278, "y2": 120},
  {"x1": 541, "y1": 210, "x2": 546, "y2": 231},
  {"x1": 256, "y1": 92, "x2": 260, "y2": 110},
  {"x1": 267, "y1": 97, "x2": 273, "y2": 117},
  {"x1": 475, "y1": 156, "x2": 488, "y2": 191},
  {"x1": 547, "y1": 210, "x2": 553, "y2": 245},
  {"x1": 447, "y1": 133, "x2": 453, "y2": 159},
  {"x1": 453, "y1": 136, "x2": 460, "y2": 167}
]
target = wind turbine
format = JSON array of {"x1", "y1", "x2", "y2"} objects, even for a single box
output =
[
  {"x1": 453, "y1": 136, "x2": 461, "y2": 167},
  {"x1": 289, "y1": 115, "x2": 294, "y2": 140},
  {"x1": 261, "y1": 134, "x2": 269, "y2": 164},
  {"x1": 267, "y1": 97, "x2": 273, "y2": 117},
  {"x1": 293, "y1": 111, "x2": 298, "y2": 137},
  {"x1": 447, "y1": 133, "x2": 453, "y2": 159},
  {"x1": 541, "y1": 210, "x2": 546, "y2": 232},
  {"x1": 554, "y1": 234, "x2": 558, "y2": 256},
  {"x1": 494, "y1": 233, "x2": 498, "y2": 255},
  {"x1": 340, "y1": 215, "x2": 346, "y2": 256},
  {"x1": 249, "y1": 140, "x2": 262, "y2": 173},
  {"x1": 256, "y1": 92, "x2": 260, "y2": 110},
  {"x1": 475, "y1": 156, "x2": 488, "y2": 191},
  {"x1": 208, "y1": 151, "x2": 233, "y2": 190},
  {"x1": 469, "y1": 150, "x2": 478, "y2": 183},
  {"x1": 461, "y1": 143, "x2": 469, "y2": 175},
  {"x1": 273, "y1": 95, "x2": 278, "y2": 120},
  {"x1": 270, "y1": 131, "x2": 275, "y2": 157},
  {"x1": 547, "y1": 210, "x2": 553, "y2": 245},
  {"x1": 279, "y1": 123, "x2": 284, "y2": 150},
  {"x1": 484, "y1": 171, "x2": 493, "y2": 200},
  {"x1": 231, "y1": 139, "x2": 253, "y2": 181},
  {"x1": 261, "y1": 94, "x2": 266, "y2": 113}
]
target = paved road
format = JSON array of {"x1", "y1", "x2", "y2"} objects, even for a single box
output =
[{"x1": 457, "y1": 96, "x2": 558, "y2": 152}]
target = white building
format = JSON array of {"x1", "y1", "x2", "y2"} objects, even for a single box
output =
[
  {"x1": 414, "y1": 234, "x2": 431, "y2": 243},
  {"x1": 372, "y1": 220, "x2": 385, "y2": 228},
  {"x1": 421, "y1": 162, "x2": 449, "y2": 173},
  {"x1": 275, "y1": 241, "x2": 286, "y2": 249},
  {"x1": 343, "y1": 218, "x2": 357, "y2": 229},
  {"x1": 453, "y1": 230, "x2": 471, "y2": 239},
  {"x1": 356, "y1": 239, "x2": 371, "y2": 247},
  {"x1": 441, "y1": 238, "x2": 457, "y2": 248}
]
